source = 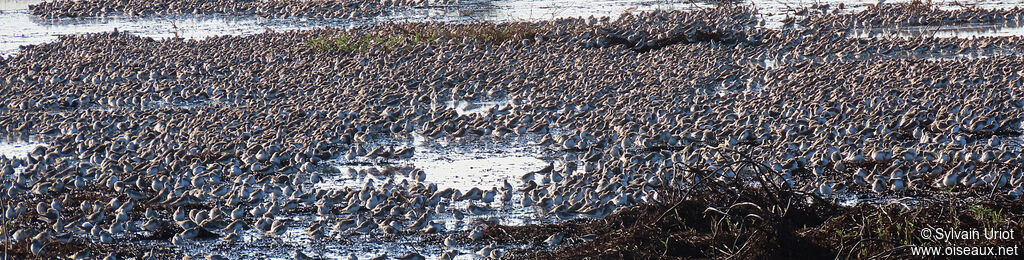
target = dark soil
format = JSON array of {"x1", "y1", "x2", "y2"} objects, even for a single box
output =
[
  {"x1": 1, "y1": 239, "x2": 175, "y2": 260},
  {"x1": 499, "y1": 187, "x2": 1024, "y2": 259}
]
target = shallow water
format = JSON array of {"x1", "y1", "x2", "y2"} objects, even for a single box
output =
[
  {"x1": 5, "y1": 0, "x2": 1024, "y2": 56},
  {"x1": 0, "y1": 1, "x2": 367, "y2": 56},
  {"x1": 445, "y1": 99, "x2": 513, "y2": 116},
  {"x1": 320, "y1": 132, "x2": 550, "y2": 190},
  {"x1": 0, "y1": 140, "x2": 45, "y2": 159},
  {"x1": 849, "y1": 20, "x2": 1024, "y2": 38}
]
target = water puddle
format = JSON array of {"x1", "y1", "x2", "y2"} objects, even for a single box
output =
[
  {"x1": 0, "y1": 140, "x2": 45, "y2": 180},
  {"x1": 0, "y1": 140, "x2": 45, "y2": 159},
  {"x1": 922, "y1": 48, "x2": 1024, "y2": 61},
  {"x1": 0, "y1": 10, "x2": 366, "y2": 56},
  {"x1": 417, "y1": 155, "x2": 544, "y2": 189},
  {"x1": 401, "y1": 0, "x2": 714, "y2": 22},
  {"x1": 322, "y1": 133, "x2": 549, "y2": 191},
  {"x1": 849, "y1": 22, "x2": 1024, "y2": 39},
  {"x1": 755, "y1": 43, "x2": 1022, "y2": 68},
  {"x1": 444, "y1": 99, "x2": 512, "y2": 116}
]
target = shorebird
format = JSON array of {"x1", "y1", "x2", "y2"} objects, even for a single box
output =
[
  {"x1": 468, "y1": 226, "x2": 484, "y2": 240},
  {"x1": 545, "y1": 233, "x2": 564, "y2": 247},
  {"x1": 939, "y1": 171, "x2": 959, "y2": 188},
  {"x1": 0, "y1": 7, "x2": 1021, "y2": 258}
]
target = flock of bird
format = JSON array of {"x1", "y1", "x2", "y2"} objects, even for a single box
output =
[
  {"x1": 0, "y1": 2, "x2": 1022, "y2": 259},
  {"x1": 794, "y1": 2, "x2": 1024, "y2": 29},
  {"x1": 29, "y1": 0, "x2": 458, "y2": 19}
]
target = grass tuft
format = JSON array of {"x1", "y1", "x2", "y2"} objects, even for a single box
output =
[{"x1": 303, "y1": 22, "x2": 544, "y2": 53}]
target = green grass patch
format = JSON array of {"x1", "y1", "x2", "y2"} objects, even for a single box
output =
[
  {"x1": 304, "y1": 23, "x2": 544, "y2": 53},
  {"x1": 969, "y1": 205, "x2": 1005, "y2": 228}
]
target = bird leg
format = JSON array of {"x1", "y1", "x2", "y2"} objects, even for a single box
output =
[{"x1": 3, "y1": 202, "x2": 8, "y2": 259}]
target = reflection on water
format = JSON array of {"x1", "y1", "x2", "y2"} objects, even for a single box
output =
[
  {"x1": 849, "y1": 21, "x2": 1024, "y2": 38},
  {"x1": 0, "y1": 0, "x2": 38, "y2": 11},
  {"x1": 321, "y1": 133, "x2": 549, "y2": 191},
  {"x1": 445, "y1": 99, "x2": 512, "y2": 116},
  {"x1": 397, "y1": 0, "x2": 711, "y2": 22},
  {"x1": 0, "y1": 141, "x2": 45, "y2": 159},
  {"x1": 0, "y1": 9, "x2": 368, "y2": 56}
]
